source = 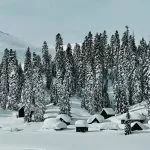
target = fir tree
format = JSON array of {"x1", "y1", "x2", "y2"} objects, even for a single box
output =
[
  {"x1": 17, "y1": 63, "x2": 24, "y2": 102},
  {"x1": 93, "y1": 33, "x2": 103, "y2": 112},
  {"x1": 0, "y1": 49, "x2": 9, "y2": 109},
  {"x1": 66, "y1": 43, "x2": 76, "y2": 96},
  {"x1": 32, "y1": 52, "x2": 45, "y2": 121},
  {"x1": 7, "y1": 50, "x2": 19, "y2": 110},
  {"x1": 42, "y1": 41, "x2": 52, "y2": 90},
  {"x1": 79, "y1": 41, "x2": 87, "y2": 99},
  {"x1": 84, "y1": 32, "x2": 95, "y2": 114},
  {"x1": 115, "y1": 27, "x2": 129, "y2": 114},
  {"x1": 59, "y1": 57, "x2": 71, "y2": 116},
  {"x1": 22, "y1": 48, "x2": 33, "y2": 122},
  {"x1": 55, "y1": 33, "x2": 66, "y2": 106},
  {"x1": 73, "y1": 43, "x2": 81, "y2": 95}
]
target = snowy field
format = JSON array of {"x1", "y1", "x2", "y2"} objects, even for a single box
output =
[
  {"x1": 0, "y1": 99, "x2": 150, "y2": 150},
  {"x1": 1, "y1": 122, "x2": 150, "y2": 150}
]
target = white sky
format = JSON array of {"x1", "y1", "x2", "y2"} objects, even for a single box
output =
[{"x1": 0, "y1": 0, "x2": 150, "y2": 47}]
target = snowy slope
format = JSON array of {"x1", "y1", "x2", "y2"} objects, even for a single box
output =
[
  {"x1": 0, "y1": 31, "x2": 32, "y2": 62},
  {"x1": 44, "y1": 96, "x2": 90, "y2": 121},
  {"x1": 0, "y1": 30, "x2": 56, "y2": 62}
]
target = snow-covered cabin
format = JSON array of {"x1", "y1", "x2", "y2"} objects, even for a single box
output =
[
  {"x1": 87, "y1": 114, "x2": 104, "y2": 124},
  {"x1": 121, "y1": 113, "x2": 146, "y2": 124},
  {"x1": 56, "y1": 114, "x2": 71, "y2": 125},
  {"x1": 100, "y1": 108, "x2": 115, "y2": 119},
  {"x1": 54, "y1": 121, "x2": 67, "y2": 131},
  {"x1": 18, "y1": 104, "x2": 35, "y2": 122},
  {"x1": 131, "y1": 122, "x2": 149, "y2": 131},
  {"x1": 75, "y1": 120, "x2": 88, "y2": 132}
]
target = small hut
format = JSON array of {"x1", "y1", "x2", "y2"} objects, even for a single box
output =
[
  {"x1": 56, "y1": 114, "x2": 71, "y2": 125},
  {"x1": 101, "y1": 108, "x2": 115, "y2": 119},
  {"x1": 87, "y1": 114, "x2": 104, "y2": 124},
  {"x1": 75, "y1": 120, "x2": 88, "y2": 132},
  {"x1": 54, "y1": 121, "x2": 67, "y2": 131},
  {"x1": 131, "y1": 122, "x2": 149, "y2": 131},
  {"x1": 18, "y1": 104, "x2": 35, "y2": 122}
]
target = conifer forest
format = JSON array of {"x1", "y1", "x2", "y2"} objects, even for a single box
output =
[{"x1": 1, "y1": 26, "x2": 150, "y2": 121}]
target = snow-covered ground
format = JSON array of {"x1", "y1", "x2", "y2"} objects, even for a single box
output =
[
  {"x1": 1, "y1": 98, "x2": 150, "y2": 150},
  {"x1": 1, "y1": 122, "x2": 150, "y2": 150}
]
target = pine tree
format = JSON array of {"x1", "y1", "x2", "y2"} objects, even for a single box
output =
[
  {"x1": 17, "y1": 63, "x2": 24, "y2": 102},
  {"x1": 32, "y1": 52, "x2": 45, "y2": 121},
  {"x1": 79, "y1": 41, "x2": 87, "y2": 100},
  {"x1": 84, "y1": 63, "x2": 95, "y2": 114},
  {"x1": 84, "y1": 32, "x2": 95, "y2": 114},
  {"x1": 24, "y1": 47, "x2": 32, "y2": 73},
  {"x1": 65, "y1": 43, "x2": 76, "y2": 96},
  {"x1": 111, "y1": 30, "x2": 120, "y2": 84},
  {"x1": 0, "y1": 49, "x2": 9, "y2": 109},
  {"x1": 115, "y1": 27, "x2": 129, "y2": 114},
  {"x1": 135, "y1": 39, "x2": 149, "y2": 104},
  {"x1": 73, "y1": 43, "x2": 81, "y2": 95},
  {"x1": 42, "y1": 41, "x2": 52, "y2": 90},
  {"x1": 127, "y1": 35, "x2": 137, "y2": 105},
  {"x1": 101, "y1": 31, "x2": 110, "y2": 108},
  {"x1": 55, "y1": 33, "x2": 66, "y2": 106},
  {"x1": 59, "y1": 57, "x2": 71, "y2": 116},
  {"x1": 93, "y1": 33, "x2": 103, "y2": 112},
  {"x1": 7, "y1": 50, "x2": 20, "y2": 110},
  {"x1": 22, "y1": 48, "x2": 33, "y2": 122}
]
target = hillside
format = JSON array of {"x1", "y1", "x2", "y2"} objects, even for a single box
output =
[
  {"x1": 0, "y1": 30, "x2": 56, "y2": 62},
  {"x1": 44, "y1": 96, "x2": 91, "y2": 121}
]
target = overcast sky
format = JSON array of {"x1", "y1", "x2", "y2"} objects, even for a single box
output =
[{"x1": 0, "y1": 0, "x2": 150, "y2": 47}]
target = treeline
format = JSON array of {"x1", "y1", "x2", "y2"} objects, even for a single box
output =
[{"x1": 0, "y1": 26, "x2": 150, "y2": 121}]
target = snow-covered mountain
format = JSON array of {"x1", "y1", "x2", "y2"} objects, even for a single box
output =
[
  {"x1": 0, "y1": 31, "x2": 30, "y2": 49},
  {"x1": 0, "y1": 31, "x2": 42, "y2": 62},
  {"x1": 0, "y1": 30, "x2": 57, "y2": 62}
]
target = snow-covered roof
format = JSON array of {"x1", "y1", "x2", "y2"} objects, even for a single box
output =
[
  {"x1": 131, "y1": 122, "x2": 149, "y2": 130},
  {"x1": 99, "y1": 122, "x2": 120, "y2": 130},
  {"x1": 87, "y1": 114, "x2": 104, "y2": 124},
  {"x1": 102, "y1": 108, "x2": 115, "y2": 115},
  {"x1": 54, "y1": 121, "x2": 67, "y2": 130},
  {"x1": 75, "y1": 120, "x2": 88, "y2": 127},
  {"x1": 122, "y1": 112, "x2": 146, "y2": 120},
  {"x1": 56, "y1": 114, "x2": 71, "y2": 123}
]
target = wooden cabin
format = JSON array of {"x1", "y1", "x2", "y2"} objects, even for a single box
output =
[
  {"x1": 87, "y1": 114, "x2": 104, "y2": 124},
  {"x1": 75, "y1": 120, "x2": 88, "y2": 132},
  {"x1": 130, "y1": 122, "x2": 149, "y2": 131},
  {"x1": 56, "y1": 114, "x2": 71, "y2": 125},
  {"x1": 101, "y1": 108, "x2": 115, "y2": 119}
]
